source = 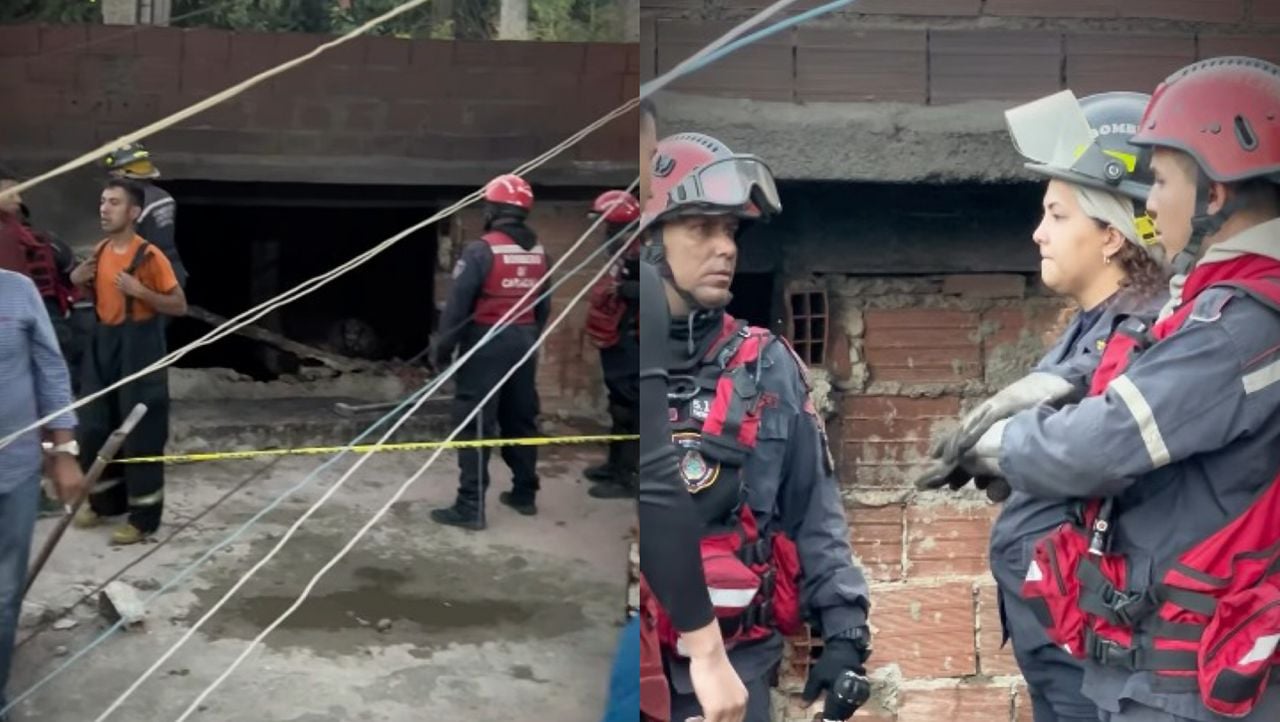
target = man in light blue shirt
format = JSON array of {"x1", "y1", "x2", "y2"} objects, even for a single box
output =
[{"x1": 0, "y1": 266, "x2": 84, "y2": 714}]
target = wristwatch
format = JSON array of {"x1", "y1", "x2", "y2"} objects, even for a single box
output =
[
  {"x1": 42, "y1": 440, "x2": 80, "y2": 457},
  {"x1": 828, "y1": 625, "x2": 873, "y2": 657}
]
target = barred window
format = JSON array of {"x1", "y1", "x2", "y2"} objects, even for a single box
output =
[{"x1": 786, "y1": 288, "x2": 827, "y2": 367}]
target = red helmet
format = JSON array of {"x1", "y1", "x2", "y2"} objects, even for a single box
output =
[
  {"x1": 1130, "y1": 57, "x2": 1280, "y2": 183},
  {"x1": 641, "y1": 132, "x2": 781, "y2": 229},
  {"x1": 590, "y1": 190, "x2": 640, "y2": 225},
  {"x1": 484, "y1": 174, "x2": 534, "y2": 210}
]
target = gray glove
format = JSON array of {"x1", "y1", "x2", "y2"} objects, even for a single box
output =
[
  {"x1": 916, "y1": 420, "x2": 1011, "y2": 500},
  {"x1": 934, "y1": 372, "x2": 1077, "y2": 464}
]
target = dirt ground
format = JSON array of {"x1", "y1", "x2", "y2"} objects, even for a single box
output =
[{"x1": 10, "y1": 440, "x2": 632, "y2": 722}]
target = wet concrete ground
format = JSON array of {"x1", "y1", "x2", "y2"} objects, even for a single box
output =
[{"x1": 11, "y1": 444, "x2": 632, "y2": 721}]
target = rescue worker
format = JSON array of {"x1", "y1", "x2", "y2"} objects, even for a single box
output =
[
  {"x1": 583, "y1": 189, "x2": 643, "y2": 499},
  {"x1": 620, "y1": 97, "x2": 749, "y2": 722},
  {"x1": 646, "y1": 132, "x2": 871, "y2": 721},
  {"x1": 69, "y1": 179, "x2": 187, "y2": 545},
  {"x1": 430, "y1": 174, "x2": 549, "y2": 530},
  {"x1": 917, "y1": 92, "x2": 1170, "y2": 722},
  {"x1": 16, "y1": 198, "x2": 90, "y2": 392},
  {"x1": 102, "y1": 142, "x2": 188, "y2": 289},
  {"x1": 931, "y1": 58, "x2": 1280, "y2": 721}
]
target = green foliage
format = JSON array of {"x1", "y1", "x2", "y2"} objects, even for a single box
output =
[
  {"x1": 1, "y1": 0, "x2": 626, "y2": 42},
  {"x1": 0, "y1": 0, "x2": 101, "y2": 24}
]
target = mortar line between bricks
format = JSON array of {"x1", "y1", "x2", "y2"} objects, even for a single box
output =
[
  {"x1": 972, "y1": 579, "x2": 983, "y2": 677},
  {"x1": 899, "y1": 503, "x2": 910, "y2": 579}
]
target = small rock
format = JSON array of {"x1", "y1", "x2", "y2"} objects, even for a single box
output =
[
  {"x1": 376, "y1": 618, "x2": 392, "y2": 633},
  {"x1": 54, "y1": 646, "x2": 68, "y2": 657},
  {"x1": 52, "y1": 618, "x2": 78, "y2": 631},
  {"x1": 99, "y1": 582, "x2": 146, "y2": 628}
]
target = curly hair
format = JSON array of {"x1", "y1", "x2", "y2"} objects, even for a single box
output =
[{"x1": 1111, "y1": 237, "x2": 1170, "y2": 302}]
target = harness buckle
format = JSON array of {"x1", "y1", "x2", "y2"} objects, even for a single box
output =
[
  {"x1": 1088, "y1": 631, "x2": 1139, "y2": 671},
  {"x1": 667, "y1": 374, "x2": 701, "y2": 402}
]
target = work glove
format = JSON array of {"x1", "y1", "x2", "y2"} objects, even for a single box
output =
[
  {"x1": 915, "y1": 420, "x2": 1011, "y2": 502},
  {"x1": 933, "y1": 372, "x2": 1077, "y2": 464},
  {"x1": 801, "y1": 638, "x2": 868, "y2": 706}
]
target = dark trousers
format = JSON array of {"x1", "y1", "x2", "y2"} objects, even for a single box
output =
[
  {"x1": 78, "y1": 319, "x2": 169, "y2": 533},
  {"x1": 452, "y1": 324, "x2": 541, "y2": 512}
]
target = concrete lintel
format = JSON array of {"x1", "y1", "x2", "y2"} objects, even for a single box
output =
[{"x1": 654, "y1": 92, "x2": 1039, "y2": 183}]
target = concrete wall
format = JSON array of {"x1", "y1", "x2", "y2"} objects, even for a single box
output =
[
  {"x1": 642, "y1": 1, "x2": 1280, "y2": 182},
  {"x1": 0, "y1": 23, "x2": 637, "y2": 187}
]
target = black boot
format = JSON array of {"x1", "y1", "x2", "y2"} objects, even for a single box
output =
[
  {"x1": 499, "y1": 490, "x2": 537, "y2": 516},
  {"x1": 430, "y1": 503, "x2": 485, "y2": 530},
  {"x1": 588, "y1": 472, "x2": 637, "y2": 500},
  {"x1": 584, "y1": 442, "x2": 620, "y2": 483}
]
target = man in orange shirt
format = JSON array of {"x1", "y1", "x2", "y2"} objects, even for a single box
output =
[{"x1": 69, "y1": 179, "x2": 187, "y2": 545}]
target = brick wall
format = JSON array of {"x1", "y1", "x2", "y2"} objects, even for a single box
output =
[
  {"x1": 641, "y1": 0, "x2": 1280, "y2": 103},
  {"x1": 442, "y1": 201, "x2": 614, "y2": 419},
  {"x1": 769, "y1": 272, "x2": 1066, "y2": 721},
  {"x1": 0, "y1": 23, "x2": 637, "y2": 187}
]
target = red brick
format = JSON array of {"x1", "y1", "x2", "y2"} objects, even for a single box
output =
[
  {"x1": 317, "y1": 33, "x2": 367, "y2": 66},
  {"x1": 943, "y1": 274, "x2": 1027, "y2": 299},
  {"x1": 1066, "y1": 34, "x2": 1196, "y2": 96},
  {"x1": 27, "y1": 55, "x2": 74, "y2": 86},
  {"x1": 1256, "y1": 0, "x2": 1280, "y2": 23},
  {"x1": 1124, "y1": 0, "x2": 1244, "y2": 22},
  {"x1": 850, "y1": 505, "x2": 905, "y2": 582},
  {"x1": 985, "y1": 0, "x2": 1118, "y2": 17},
  {"x1": 583, "y1": 43, "x2": 629, "y2": 76},
  {"x1": 0, "y1": 24, "x2": 39, "y2": 56},
  {"x1": 1198, "y1": 35, "x2": 1280, "y2": 65},
  {"x1": 929, "y1": 30, "x2": 1062, "y2": 104},
  {"x1": 1014, "y1": 683, "x2": 1035, "y2": 722},
  {"x1": 977, "y1": 583, "x2": 1021, "y2": 676},
  {"x1": 981, "y1": 306, "x2": 1062, "y2": 351},
  {"x1": 906, "y1": 503, "x2": 996, "y2": 578},
  {"x1": 182, "y1": 27, "x2": 232, "y2": 64},
  {"x1": 898, "y1": 685, "x2": 1013, "y2": 722},
  {"x1": 865, "y1": 308, "x2": 980, "y2": 330},
  {"x1": 131, "y1": 26, "x2": 182, "y2": 58},
  {"x1": 37, "y1": 24, "x2": 90, "y2": 55},
  {"x1": 843, "y1": 395, "x2": 962, "y2": 420},
  {"x1": 869, "y1": 581, "x2": 977, "y2": 677},
  {"x1": 85, "y1": 23, "x2": 138, "y2": 55},
  {"x1": 796, "y1": 28, "x2": 927, "y2": 103},
  {"x1": 453, "y1": 40, "x2": 586, "y2": 72},
  {"x1": 656, "y1": 20, "x2": 794, "y2": 102},
  {"x1": 853, "y1": 0, "x2": 981, "y2": 14}
]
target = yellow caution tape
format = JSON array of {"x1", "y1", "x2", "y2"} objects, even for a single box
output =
[{"x1": 115, "y1": 434, "x2": 639, "y2": 465}]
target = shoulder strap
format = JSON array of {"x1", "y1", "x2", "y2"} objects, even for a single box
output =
[
  {"x1": 123, "y1": 241, "x2": 154, "y2": 321},
  {"x1": 1215, "y1": 277, "x2": 1280, "y2": 314}
]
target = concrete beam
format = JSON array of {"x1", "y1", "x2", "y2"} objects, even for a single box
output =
[{"x1": 654, "y1": 92, "x2": 1040, "y2": 183}]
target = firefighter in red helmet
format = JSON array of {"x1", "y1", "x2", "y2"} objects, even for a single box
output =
[
  {"x1": 582, "y1": 189, "x2": 644, "y2": 499},
  {"x1": 643, "y1": 133, "x2": 872, "y2": 722},
  {"x1": 430, "y1": 173, "x2": 550, "y2": 530},
  {"x1": 936, "y1": 58, "x2": 1280, "y2": 722}
]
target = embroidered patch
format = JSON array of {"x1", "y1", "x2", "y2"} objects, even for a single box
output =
[
  {"x1": 673, "y1": 431, "x2": 719, "y2": 494},
  {"x1": 690, "y1": 397, "x2": 711, "y2": 421}
]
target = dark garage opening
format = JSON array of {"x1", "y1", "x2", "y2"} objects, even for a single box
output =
[
  {"x1": 727, "y1": 272, "x2": 775, "y2": 330},
  {"x1": 161, "y1": 181, "x2": 442, "y2": 380}
]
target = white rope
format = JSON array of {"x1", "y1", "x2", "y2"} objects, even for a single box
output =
[
  {"x1": 0, "y1": 0, "x2": 434, "y2": 204},
  {"x1": 91, "y1": 182, "x2": 638, "y2": 721},
  {"x1": 0, "y1": 98, "x2": 637, "y2": 454},
  {"x1": 172, "y1": 223, "x2": 642, "y2": 722}
]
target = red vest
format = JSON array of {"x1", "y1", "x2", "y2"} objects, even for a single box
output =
[
  {"x1": 586, "y1": 262, "x2": 628, "y2": 349},
  {"x1": 654, "y1": 315, "x2": 804, "y2": 657},
  {"x1": 473, "y1": 231, "x2": 548, "y2": 326},
  {"x1": 0, "y1": 216, "x2": 77, "y2": 315},
  {"x1": 1022, "y1": 254, "x2": 1280, "y2": 718}
]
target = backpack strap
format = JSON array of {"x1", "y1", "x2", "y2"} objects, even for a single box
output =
[{"x1": 122, "y1": 241, "x2": 153, "y2": 321}]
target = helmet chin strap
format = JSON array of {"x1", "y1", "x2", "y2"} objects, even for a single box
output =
[
  {"x1": 1173, "y1": 172, "x2": 1241, "y2": 277},
  {"x1": 642, "y1": 225, "x2": 733, "y2": 313}
]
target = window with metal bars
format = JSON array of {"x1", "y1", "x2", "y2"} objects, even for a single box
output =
[{"x1": 786, "y1": 288, "x2": 828, "y2": 367}]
